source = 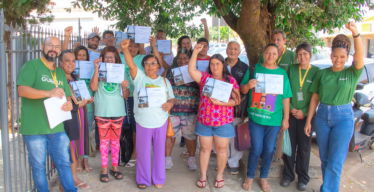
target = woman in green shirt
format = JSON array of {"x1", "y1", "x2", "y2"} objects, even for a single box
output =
[
  {"x1": 304, "y1": 22, "x2": 364, "y2": 192},
  {"x1": 280, "y1": 43, "x2": 320, "y2": 191}
]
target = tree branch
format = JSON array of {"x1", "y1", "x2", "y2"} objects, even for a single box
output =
[{"x1": 212, "y1": 0, "x2": 238, "y2": 31}]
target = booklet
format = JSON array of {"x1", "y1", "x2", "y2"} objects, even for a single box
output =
[
  {"x1": 127, "y1": 25, "x2": 151, "y2": 44},
  {"x1": 70, "y1": 80, "x2": 91, "y2": 104},
  {"x1": 196, "y1": 60, "x2": 209, "y2": 72},
  {"x1": 155, "y1": 40, "x2": 172, "y2": 55},
  {"x1": 171, "y1": 65, "x2": 194, "y2": 86},
  {"x1": 73, "y1": 61, "x2": 95, "y2": 79},
  {"x1": 98, "y1": 62, "x2": 125, "y2": 83},
  {"x1": 44, "y1": 97, "x2": 72, "y2": 129},
  {"x1": 115, "y1": 31, "x2": 128, "y2": 46},
  {"x1": 255, "y1": 73, "x2": 284, "y2": 95},
  {"x1": 88, "y1": 49, "x2": 101, "y2": 62},
  {"x1": 202, "y1": 78, "x2": 233, "y2": 103},
  {"x1": 137, "y1": 87, "x2": 166, "y2": 108}
]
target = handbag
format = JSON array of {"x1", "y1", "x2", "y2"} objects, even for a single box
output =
[
  {"x1": 163, "y1": 78, "x2": 174, "y2": 137},
  {"x1": 234, "y1": 122, "x2": 251, "y2": 151}
]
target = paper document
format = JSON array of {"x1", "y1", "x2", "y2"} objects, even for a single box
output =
[
  {"x1": 172, "y1": 65, "x2": 194, "y2": 86},
  {"x1": 74, "y1": 61, "x2": 95, "y2": 79},
  {"x1": 255, "y1": 73, "x2": 284, "y2": 95},
  {"x1": 115, "y1": 31, "x2": 128, "y2": 45},
  {"x1": 202, "y1": 78, "x2": 233, "y2": 103},
  {"x1": 126, "y1": 25, "x2": 135, "y2": 40},
  {"x1": 134, "y1": 26, "x2": 151, "y2": 44},
  {"x1": 137, "y1": 87, "x2": 166, "y2": 108},
  {"x1": 89, "y1": 50, "x2": 100, "y2": 62},
  {"x1": 44, "y1": 97, "x2": 72, "y2": 129},
  {"x1": 98, "y1": 62, "x2": 125, "y2": 83},
  {"x1": 196, "y1": 60, "x2": 209, "y2": 72},
  {"x1": 156, "y1": 40, "x2": 172, "y2": 55},
  {"x1": 70, "y1": 80, "x2": 91, "y2": 101}
]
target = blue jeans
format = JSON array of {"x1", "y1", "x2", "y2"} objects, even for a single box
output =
[
  {"x1": 246, "y1": 118, "x2": 280, "y2": 178},
  {"x1": 314, "y1": 103, "x2": 354, "y2": 192},
  {"x1": 23, "y1": 132, "x2": 77, "y2": 192}
]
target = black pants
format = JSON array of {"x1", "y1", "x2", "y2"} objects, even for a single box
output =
[{"x1": 282, "y1": 113, "x2": 312, "y2": 184}]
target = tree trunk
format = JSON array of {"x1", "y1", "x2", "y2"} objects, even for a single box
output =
[{"x1": 5, "y1": 22, "x2": 13, "y2": 134}]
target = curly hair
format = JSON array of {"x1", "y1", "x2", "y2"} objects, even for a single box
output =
[{"x1": 332, "y1": 34, "x2": 351, "y2": 55}]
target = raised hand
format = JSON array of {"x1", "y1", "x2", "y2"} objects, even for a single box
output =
[
  {"x1": 150, "y1": 36, "x2": 156, "y2": 48},
  {"x1": 64, "y1": 26, "x2": 73, "y2": 37},
  {"x1": 193, "y1": 44, "x2": 204, "y2": 54},
  {"x1": 201, "y1": 18, "x2": 207, "y2": 25},
  {"x1": 345, "y1": 21, "x2": 359, "y2": 36},
  {"x1": 73, "y1": 42, "x2": 81, "y2": 49},
  {"x1": 92, "y1": 26, "x2": 102, "y2": 36},
  {"x1": 121, "y1": 39, "x2": 130, "y2": 50},
  {"x1": 93, "y1": 57, "x2": 102, "y2": 69},
  {"x1": 47, "y1": 88, "x2": 65, "y2": 98}
]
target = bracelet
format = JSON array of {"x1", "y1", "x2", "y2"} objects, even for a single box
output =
[
  {"x1": 353, "y1": 33, "x2": 360, "y2": 38},
  {"x1": 122, "y1": 88, "x2": 128, "y2": 92}
]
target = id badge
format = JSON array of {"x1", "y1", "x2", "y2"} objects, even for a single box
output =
[{"x1": 297, "y1": 91, "x2": 303, "y2": 101}]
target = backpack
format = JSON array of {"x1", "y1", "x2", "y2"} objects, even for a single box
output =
[{"x1": 119, "y1": 99, "x2": 134, "y2": 165}]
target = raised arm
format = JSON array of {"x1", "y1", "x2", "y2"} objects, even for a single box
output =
[
  {"x1": 89, "y1": 57, "x2": 102, "y2": 92},
  {"x1": 149, "y1": 36, "x2": 166, "y2": 70},
  {"x1": 201, "y1": 19, "x2": 209, "y2": 41},
  {"x1": 188, "y1": 44, "x2": 203, "y2": 83},
  {"x1": 346, "y1": 22, "x2": 364, "y2": 70},
  {"x1": 121, "y1": 39, "x2": 138, "y2": 80},
  {"x1": 62, "y1": 26, "x2": 73, "y2": 51},
  {"x1": 139, "y1": 43, "x2": 146, "y2": 55}
]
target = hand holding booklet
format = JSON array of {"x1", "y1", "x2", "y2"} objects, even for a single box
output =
[
  {"x1": 137, "y1": 87, "x2": 166, "y2": 108},
  {"x1": 73, "y1": 61, "x2": 95, "y2": 79},
  {"x1": 202, "y1": 78, "x2": 233, "y2": 103},
  {"x1": 70, "y1": 80, "x2": 91, "y2": 104},
  {"x1": 171, "y1": 65, "x2": 194, "y2": 86},
  {"x1": 98, "y1": 62, "x2": 125, "y2": 83},
  {"x1": 44, "y1": 97, "x2": 72, "y2": 129}
]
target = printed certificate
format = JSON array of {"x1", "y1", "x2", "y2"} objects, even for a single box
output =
[
  {"x1": 171, "y1": 65, "x2": 194, "y2": 86},
  {"x1": 73, "y1": 61, "x2": 95, "y2": 79},
  {"x1": 196, "y1": 60, "x2": 209, "y2": 72},
  {"x1": 137, "y1": 87, "x2": 166, "y2": 108},
  {"x1": 70, "y1": 80, "x2": 92, "y2": 104},
  {"x1": 98, "y1": 62, "x2": 125, "y2": 83},
  {"x1": 255, "y1": 73, "x2": 284, "y2": 95},
  {"x1": 202, "y1": 78, "x2": 233, "y2": 103}
]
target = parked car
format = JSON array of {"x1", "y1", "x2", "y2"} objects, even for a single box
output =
[{"x1": 310, "y1": 47, "x2": 331, "y2": 62}]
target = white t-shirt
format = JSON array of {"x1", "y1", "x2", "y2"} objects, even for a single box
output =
[
  {"x1": 133, "y1": 68, "x2": 175, "y2": 128},
  {"x1": 144, "y1": 46, "x2": 174, "y2": 75}
]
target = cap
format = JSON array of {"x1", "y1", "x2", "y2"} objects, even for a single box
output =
[{"x1": 87, "y1": 32, "x2": 100, "y2": 40}]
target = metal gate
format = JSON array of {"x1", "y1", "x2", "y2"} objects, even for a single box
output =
[{"x1": 0, "y1": 9, "x2": 90, "y2": 192}]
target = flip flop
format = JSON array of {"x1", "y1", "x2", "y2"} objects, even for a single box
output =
[
  {"x1": 154, "y1": 184, "x2": 163, "y2": 189},
  {"x1": 259, "y1": 179, "x2": 271, "y2": 192},
  {"x1": 138, "y1": 184, "x2": 147, "y2": 190},
  {"x1": 180, "y1": 151, "x2": 189, "y2": 158},
  {"x1": 242, "y1": 178, "x2": 253, "y2": 191},
  {"x1": 197, "y1": 180, "x2": 206, "y2": 188},
  {"x1": 125, "y1": 159, "x2": 137, "y2": 167},
  {"x1": 109, "y1": 170, "x2": 123, "y2": 180},
  {"x1": 215, "y1": 179, "x2": 224, "y2": 188},
  {"x1": 100, "y1": 173, "x2": 109, "y2": 183},
  {"x1": 76, "y1": 182, "x2": 90, "y2": 189}
]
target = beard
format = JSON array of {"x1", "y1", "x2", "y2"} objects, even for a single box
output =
[
  {"x1": 43, "y1": 48, "x2": 58, "y2": 62},
  {"x1": 88, "y1": 42, "x2": 98, "y2": 50}
]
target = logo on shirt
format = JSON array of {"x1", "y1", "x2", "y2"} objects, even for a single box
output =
[
  {"x1": 237, "y1": 70, "x2": 244, "y2": 78},
  {"x1": 100, "y1": 82, "x2": 120, "y2": 95},
  {"x1": 307, "y1": 80, "x2": 312, "y2": 83},
  {"x1": 145, "y1": 83, "x2": 160, "y2": 88},
  {"x1": 339, "y1": 78, "x2": 348, "y2": 81},
  {"x1": 41, "y1": 75, "x2": 63, "y2": 86}
]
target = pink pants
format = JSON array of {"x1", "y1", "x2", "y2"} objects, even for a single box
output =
[{"x1": 95, "y1": 116, "x2": 124, "y2": 168}]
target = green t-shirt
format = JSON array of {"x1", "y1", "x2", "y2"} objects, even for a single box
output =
[
  {"x1": 120, "y1": 54, "x2": 146, "y2": 97},
  {"x1": 92, "y1": 63, "x2": 130, "y2": 117},
  {"x1": 241, "y1": 63, "x2": 293, "y2": 126},
  {"x1": 258, "y1": 49, "x2": 295, "y2": 71},
  {"x1": 17, "y1": 59, "x2": 72, "y2": 135},
  {"x1": 287, "y1": 64, "x2": 320, "y2": 117},
  {"x1": 78, "y1": 78, "x2": 94, "y2": 112},
  {"x1": 309, "y1": 64, "x2": 363, "y2": 106}
]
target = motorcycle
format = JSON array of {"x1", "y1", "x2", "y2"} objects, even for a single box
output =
[{"x1": 350, "y1": 92, "x2": 374, "y2": 162}]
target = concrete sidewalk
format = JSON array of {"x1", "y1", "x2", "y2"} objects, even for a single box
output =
[{"x1": 47, "y1": 136, "x2": 327, "y2": 192}]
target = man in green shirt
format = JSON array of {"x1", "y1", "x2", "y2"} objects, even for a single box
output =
[
  {"x1": 17, "y1": 37, "x2": 77, "y2": 191},
  {"x1": 258, "y1": 29, "x2": 295, "y2": 71}
]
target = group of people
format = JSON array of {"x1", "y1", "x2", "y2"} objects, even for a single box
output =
[{"x1": 16, "y1": 18, "x2": 363, "y2": 192}]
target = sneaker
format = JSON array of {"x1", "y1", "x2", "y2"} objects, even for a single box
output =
[
  {"x1": 187, "y1": 158, "x2": 197, "y2": 171},
  {"x1": 165, "y1": 157, "x2": 173, "y2": 169}
]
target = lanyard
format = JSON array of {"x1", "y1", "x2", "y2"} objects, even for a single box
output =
[
  {"x1": 299, "y1": 64, "x2": 311, "y2": 90},
  {"x1": 41, "y1": 57, "x2": 58, "y2": 88},
  {"x1": 276, "y1": 47, "x2": 286, "y2": 66}
]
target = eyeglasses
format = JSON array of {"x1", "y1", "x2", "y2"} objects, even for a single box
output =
[
  {"x1": 104, "y1": 56, "x2": 115, "y2": 60},
  {"x1": 45, "y1": 43, "x2": 61, "y2": 50},
  {"x1": 104, "y1": 36, "x2": 114, "y2": 39},
  {"x1": 297, "y1": 52, "x2": 310, "y2": 57},
  {"x1": 156, "y1": 35, "x2": 165, "y2": 39},
  {"x1": 144, "y1": 61, "x2": 158, "y2": 67}
]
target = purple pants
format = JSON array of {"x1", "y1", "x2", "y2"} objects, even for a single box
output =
[{"x1": 136, "y1": 121, "x2": 167, "y2": 186}]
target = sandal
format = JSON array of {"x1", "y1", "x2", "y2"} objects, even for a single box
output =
[
  {"x1": 196, "y1": 179, "x2": 206, "y2": 188},
  {"x1": 109, "y1": 169, "x2": 123, "y2": 180},
  {"x1": 154, "y1": 184, "x2": 163, "y2": 189},
  {"x1": 242, "y1": 178, "x2": 253, "y2": 191},
  {"x1": 125, "y1": 159, "x2": 137, "y2": 167},
  {"x1": 259, "y1": 179, "x2": 271, "y2": 192},
  {"x1": 83, "y1": 159, "x2": 93, "y2": 172},
  {"x1": 180, "y1": 151, "x2": 189, "y2": 158},
  {"x1": 100, "y1": 173, "x2": 109, "y2": 183},
  {"x1": 138, "y1": 184, "x2": 147, "y2": 190},
  {"x1": 77, "y1": 159, "x2": 83, "y2": 173},
  {"x1": 76, "y1": 182, "x2": 90, "y2": 189},
  {"x1": 215, "y1": 179, "x2": 224, "y2": 188}
]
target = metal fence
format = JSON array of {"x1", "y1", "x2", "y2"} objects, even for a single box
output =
[{"x1": 0, "y1": 9, "x2": 90, "y2": 192}]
